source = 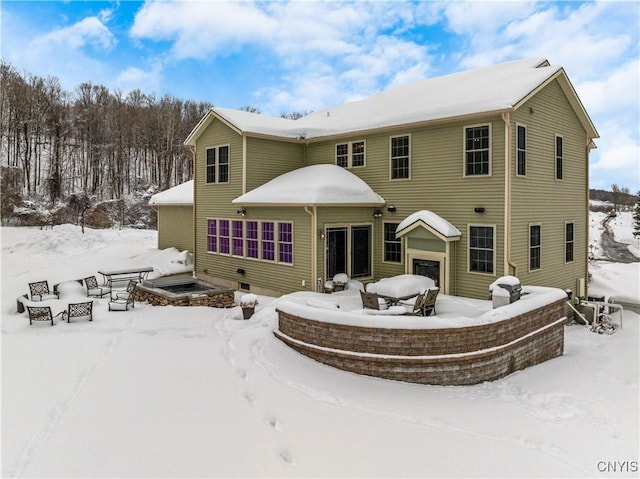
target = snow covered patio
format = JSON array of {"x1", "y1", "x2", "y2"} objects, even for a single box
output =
[{"x1": 2, "y1": 225, "x2": 638, "y2": 477}]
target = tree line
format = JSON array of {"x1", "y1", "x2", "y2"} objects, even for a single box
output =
[{"x1": 0, "y1": 61, "x2": 212, "y2": 207}]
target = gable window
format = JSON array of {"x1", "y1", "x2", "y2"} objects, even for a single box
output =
[
  {"x1": 465, "y1": 125, "x2": 491, "y2": 176},
  {"x1": 555, "y1": 135, "x2": 563, "y2": 180},
  {"x1": 206, "y1": 145, "x2": 229, "y2": 184},
  {"x1": 516, "y1": 124, "x2": 526, "y2": 176},
  {"x1": 469, "y1": 225, "x2": 494, "y2": 274},
  {"x1": 383, "y1": 223, "x2": 402, "y2": 263},
  {"x1": 390, "y1": 135, "x2": 410, "y2": 179},
  {"x1": 565, "y1": 222, "x2": 574, "y2": 263},
  {"x1": 336, "y1": 141, "x2": 365, "y2": 168},
  {"x1": 529, "y1": 224, "x2": 541, "y2": 271}
]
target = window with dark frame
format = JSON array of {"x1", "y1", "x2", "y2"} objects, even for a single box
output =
[
  {"x1": 390, "y1": 135, "x2": 410, "y2": 179},
  {"x1": 469, "y1": 226, "x2": 494, "y2": 273},
  {"x1": 555, "y1": 135, "x2": 563, "y2": 180},
  {"x1": 530, "y1": 224, "x2": 541, "y2": 270},
  {"x1": 517, "y1": 125, "x2": 526, "y2": 176},
  {"x1": 383, "y1": 223, "x2": 402, "y2": 262},
  {"x1": 565, "y1": 222, "x2": 574, "y2": 263},
  {"x1": 465, "y1": 125, "x2": 490, "y2": 175}
]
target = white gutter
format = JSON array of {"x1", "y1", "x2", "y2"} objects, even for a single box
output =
[
  {"x1": 189, "y1": 145, "x2": 197, "y2": 278},
  {"x1": 242, "y1": 135, "x2": 247, "y2": 194}
]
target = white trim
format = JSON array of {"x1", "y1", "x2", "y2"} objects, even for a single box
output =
[
  {"x1": 515, "y1": 123, "x2": 527, "y2": 177},
  {"x1": 463, "y1": 123, "x2": 492, "y2": 177},
  {"x1": 528, "y1": 223, "x2": 542, "y2": 272},
  {"x1": 467, "y1": 224, "x2": 497, "y2": 276},
  {"x1": 554, "y1": 134, "x2": 564, "y2": 181},
  {"x1": 382, "y1": 221, "x2": 403, "y2": 264},
  {"x1": 406, "y1": 249, "x2": 448, "y2": 294},
  {"x1": 389, "y1": 134, "x2": 411, "y2": 180},
  {"x1": 564, "y1": 220, "x2": 575, "y2": 264},
  {"x1": 335, "y1": 139, "x2": 367, "y2": 168},
  {"x1": 205, "y1": 144, "x2": 231, "y2": 184}
]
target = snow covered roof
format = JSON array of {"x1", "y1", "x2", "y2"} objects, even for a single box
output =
[
  {"x1": 148, "y1": 180, "x2": 193, "y2": 206},
  {"x1": 396, "y1": 210, "x2": 461, "y2": 240},
  {"x1": 232, "y1": 164, "x2": 385, "y2": 206},
  {"x1": 185, "y1": 58, "x2": 597, "y2": 145}
]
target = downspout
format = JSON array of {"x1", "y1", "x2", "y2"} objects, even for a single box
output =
[
  {"x1": 502, "y1": 112, "x2": 517, "y2": 276},
  {"x1": 189, "y1": 145, "x2": 197, "y2": 278},
  {"x1": 242, "y1": 135, "x2": 247, "y2": 194},
  {"x1": 305, "y1": 206, "x2": 317, "y2": 291}
]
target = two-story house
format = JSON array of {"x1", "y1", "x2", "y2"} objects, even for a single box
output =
[{"x1": 179, "y1": 58, "x2": 597, "y2": 300}]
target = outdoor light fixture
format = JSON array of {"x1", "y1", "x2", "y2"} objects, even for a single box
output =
[
  {"x1": 237, "y1": 208, "x2": 246, "y2": 216},
  {"x1": 318, "y1": 229, "x2": 325, "y2": 240},
  {"x1": 387, "y1": 205, "x2": 397, "y2": 212},
  {"x1": 236, "y1": 268, "x2": 246, "y2": 275},
  {"x1": 373, "y1": 209, "x2": 383, "y2": 218},
  {"x1": 474, "y1": 207, "x2": 486, "y2": 213}
]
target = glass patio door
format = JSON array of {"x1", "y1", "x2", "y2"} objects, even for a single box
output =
[
  {"x1": 326, "y1": 225, "x2": 371, "y2": 279},
  {"x1": 327, "y1": 227, "x2": 348, "y2": 279}
]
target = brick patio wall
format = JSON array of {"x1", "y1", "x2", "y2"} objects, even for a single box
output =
[{"x1": 274, "y1": 299, "x2": 566, "y2": 386}]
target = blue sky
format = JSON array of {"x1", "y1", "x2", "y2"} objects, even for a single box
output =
[{"x1": 1, "y1": 1, "x2": 638, "y2": 192}]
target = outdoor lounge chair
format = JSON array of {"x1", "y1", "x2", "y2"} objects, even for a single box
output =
[
  {"x1": 108, "y1": 280, "x2": 137, "y2": 311},
  {"x1": 26, "y1": 305, "x2": 66, "y2": 326},
  {"x1": 84, "y1": 275, "x2": 108, "y2": 298},
  {"x1": 28, "y1": 281, "x2": 59, "y2": 301}
]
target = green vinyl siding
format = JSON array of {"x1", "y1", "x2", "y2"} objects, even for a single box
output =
[
  {"x1": 510, "y1": 79, "x2": 588, "y2": 293},
  {"x1": 157, "y1": 205, "x2": 193, "y2": 253},
  {"x1": 245, "y1": 137, "x2": 304, "y2": 191},
  {"x1": 307, "y1": 117, "x2": 506, "y2": 298}
]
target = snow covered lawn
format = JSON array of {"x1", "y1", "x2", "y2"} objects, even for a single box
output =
[{"x1": 1, "y1": 225, "x2": 638, "y2": 477}]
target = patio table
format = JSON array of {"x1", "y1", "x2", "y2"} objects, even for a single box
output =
[
  {"x1": 97, "y1": 266, "x2": 153, "y2": 292},
  {"x1": 366, "y1": 274, "x2": 436, "y2": 306}
]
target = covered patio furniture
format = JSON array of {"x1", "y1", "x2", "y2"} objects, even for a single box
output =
[
  {"x1": 26, "y1": 305, "x2": 66, "y2": 326},
  {"x1": 360, "y1": 291, "x2": 387, "y2": 310},
  {"x1": 66, "y1": 301, "x2": 94, "y2": 322},
  {"x1": 84, "y1": 276, "x2": 108, "y2": 298},
  {"x1": 28, "y1": 281, "x2": 59, "y2": 301},
  {"x1": 108, "y1": 280, "x2": 137, "y2": 311}
]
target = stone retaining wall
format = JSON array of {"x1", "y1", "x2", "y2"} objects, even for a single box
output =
[
  {"x1": 133, "y1": 287, "x2": 235, "y2": 308},
  {"x1": 275, "y1": 299, "x2": 566, "y2": 386}
]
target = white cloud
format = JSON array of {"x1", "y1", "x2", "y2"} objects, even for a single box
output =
[
  {"x1": 33, "y1": 16, "x2": 116, "y2": 51},
  {"x1": 116, "y1": 65, "x2": 162, "y2": 96}
]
